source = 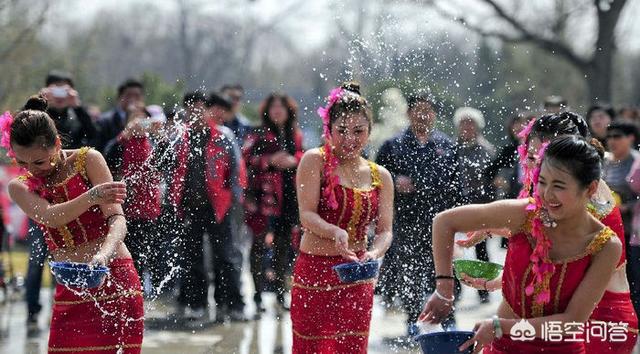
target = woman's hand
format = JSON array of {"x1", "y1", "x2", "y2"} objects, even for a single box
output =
[
  {"x1": 459, "y1": 319, "x2": 496, "y2": 354},
  {"x1": 457, "y1": 231, "x2": 491, "y2": 248},
  {"x1": 88, "y1": 182, "x2": 127, "y2": 205},
  {"x1": 270, "y1": 151, "x2": 298, "y2": 169},
  {"x1": 359, "y1": 249, "x2": 381, "y2": 262},
  {"x1": 334, "y1": 228, "x2": 358, "y2": 262},
  {"x1": 89, "y1": 252, "x2": 108, "y2": 268},
  {"x1": 418, "y1": 287, "x2": 455, "y2": 324},
  {"x1": 460, "y1": 273, "x2": 501, "y2": 292}
]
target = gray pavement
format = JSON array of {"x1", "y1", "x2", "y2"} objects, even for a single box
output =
[{"x1": 1, "y1": 238, "x2": 637, "y2": 353}]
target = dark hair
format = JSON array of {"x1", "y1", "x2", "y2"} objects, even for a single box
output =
[
  {"x1": 221, "y1": 84, "x2": 244, "y2": 93},
  {"x1": 259, "y1": 93, "x2": 299, "y2": 154},
  {"x1": 607, "y1": 120, "x2": 638, "y2": 137},
  {"x1": 586, "y1": 104, "x2": 616, "y2": 121},
  {"x1": 507, "y1": 112, "x2": 534, "y2": 140},
  {"x1": 328, "y1": 82, "x2": 372, "y2": 132},
  {"x1": 543, "y1": 135, "x2": 604, "y2": 188},
  {"x1": 205, "y1": 92, "x2": 232, "y2": 110},
  {"x1": 407, "y1": 94, "x2": 439, "y2": 112},
  {"x1": 11, "y1": 95, "x2": 58, "y2": 149},
  {"x1": 183, "y1": 90, "x2": 207, "y2": 106},
  {"x1": 117, "y1": 79, "x2": 144, "y2": 97},
  {"x1": 45, "y1": 70, "x2": 74, "y2": 87},
  {"x1": 528, "y1": 112, "x2": 590, "y2": 143},
  {"x1": 543, "y1": 95, "x2": 567, "y2": 108}
]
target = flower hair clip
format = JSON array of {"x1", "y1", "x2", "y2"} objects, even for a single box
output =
[{"x1": 0, "y1": 111, "x2": 14, "y2": 158}]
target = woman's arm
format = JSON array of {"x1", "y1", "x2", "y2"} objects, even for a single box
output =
[
  {"x1": 420, "y1": 199, "x2": 529, "y2": 323},
  {"x1": 361, "y1": 166, "x2": 394, "y2": 261},
  {"x1": 296, "y1": 149, "x2": 356, "y2": 261},
  {"x1": 460, "y1": 237, "x2": 622, "y2": 353},
  {"x1": 84, "y1": 149, "x2": 128, "y2": 265},
  {"x1": 8, "y1": 175, "x2": 126, "y2": 229}
]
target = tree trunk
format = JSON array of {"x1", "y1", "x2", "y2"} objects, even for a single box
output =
[{"x1": 585, "y1": 54, "x2": 613, "y2": 103}]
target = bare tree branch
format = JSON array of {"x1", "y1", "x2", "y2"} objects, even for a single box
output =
[
  {"x1": 475, "y1": 0, "x2": 589, "y2": 70},
  {"x1": 0, "y1": 1, "x2": 49, "y2": 62}
]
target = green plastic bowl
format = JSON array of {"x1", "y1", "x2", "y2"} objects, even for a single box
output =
[{"x1": 453, "y1": 259, "x2": 503, "y2": 280}]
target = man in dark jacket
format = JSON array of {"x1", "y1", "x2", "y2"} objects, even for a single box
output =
[
  {"x1": 96, "y1": 78, "x2": 145, "y2": 153},
  {"x1": 376, "y1": 94, "x2": 461, "y2": 338}
]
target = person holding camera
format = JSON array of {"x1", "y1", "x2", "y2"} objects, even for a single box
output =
[{"x1": 40, "y1": 70, "x2": 98, "y2": 149}]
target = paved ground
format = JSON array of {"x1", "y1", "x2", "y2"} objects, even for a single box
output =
[{"x1": 0, "y1": 238, "x2": 638, "y2": 353}]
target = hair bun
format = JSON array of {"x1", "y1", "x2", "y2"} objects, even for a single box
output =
[
  {"x1": 341, "y1": 81, "x2": 361, "y2": 95},
  {"x1": 589, "y1": 138, "x2": 605, "y2": 159},
  {"x1": 23, "y1": 95, "x2": 48, "y2": 112}
]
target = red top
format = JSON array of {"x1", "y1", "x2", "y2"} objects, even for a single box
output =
[
  {"x1": 20, "y1": 147, "x2": 108, "y2": 251},
  {"x1": 502, "y1": 213, "x2": 615, "y2": 320},
  {"x1": 119, "y1": 137, "x2": 161, "y2": 220},
  {"x1": 316, "y1": 148, "x2": 382, "y2": 242}
]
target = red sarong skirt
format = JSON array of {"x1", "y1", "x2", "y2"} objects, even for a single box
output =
[
  {"x1": 585, "y1": 290, "x2": 638, "y2": 354},
  {"x1": 290, "y1": 252, "x2": 374, "y2": 354},
  {"x1": 48, "y1": 258, "x2": 144, "y2": 353}
]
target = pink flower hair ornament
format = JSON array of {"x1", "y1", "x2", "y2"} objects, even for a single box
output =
[
  {"x1": 525, "y1": 141, "x2": 556, "y2": 305},
  {"x1": 0, "y1": 111, "x2": 14, "y2": 158},
  {"x1": 316, "y1": 87, "x2": 347, "y2": 210},
  {"x1": 516, "y1": 116, "x2": 537, "y2": 198}
]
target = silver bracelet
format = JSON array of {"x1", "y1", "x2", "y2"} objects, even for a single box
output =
[{"x1": 434, "y1": 289, "x2": 455, "y2": 302}]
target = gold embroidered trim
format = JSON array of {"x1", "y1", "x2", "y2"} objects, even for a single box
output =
[
  {"x1": 293, "y1": 329, "x2": 368, "y2": 340},
  {"x1": 49, "y1": 343, "x2": 141, "y2": 352},
  {"x1": 336, "y1": 188, "x2": 348, "y2": 228},
  {"x1": 58, "y1": 225, "x2": 75, "y2": 249},
  {"x1": 75, "y1": 146, "x2": 90, "y2": 180},
  {"x1": 53, "y1": 290, "x2": 143, "y2": 305},
  {"x1": 347, "y1": 192, "x2": 363, "y2": 241},
  {"x1": 553, "y1": 263, "x2": 568, "y2": 314},
  {"x1": 291, "y1": 279, "x2": 374, "y2": 292},
  {"x1": 551, "y1": 227, "x2": 615, "y2": 264},
  {"x1": 369, "y1": 161, "x2": 382, "y2": 188}
]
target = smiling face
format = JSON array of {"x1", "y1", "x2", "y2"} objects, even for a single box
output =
[
  {"x1": 537, "y1": 159, "x2": 596, "y2": 221},
  {"x1": 330, "y1": 112, "x2": 370, "y2": 159},
  {"x1": 13, "y1": 143, "x2": 60, "y2": 178}
]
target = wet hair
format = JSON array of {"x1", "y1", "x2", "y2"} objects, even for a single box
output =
[
  {"x1": 528, "y1": 112, "x2": 590, "y2": 143},
  {"x1": 220, "y1": 84, "x2": 244, "y2": 93},
  {"x1": 45, "y1": 69, "x2": 74, "y2": 87},
  {"x1": 117, "y1": 78, "x2": 144, "y2": 97},
  {"x1": 543, "y1": 135, "x2": 604, "y2": 188},
  {"x1": 607, "y1": 120, "x2": 638, "y2": 137},
  {"x1": 259, "y1": 93, "x2": 299, "y2": 154},
  {"x1": 586, "y1": 104, "x2": 616, "y2": 121},
  {"x1": 205, "y1": 92, "x2": 232, "y2": 110},
  {"x1": 407, "y1": 94, "x2": 439, "y2": 112},
  {"x1": 328, "y1": 82, "x2": 372, "y2": 132},
  {"x1": 183, "y1": 90, "x2": 207, "y2": 106},
  {"x1": 11, "y1": 95, "x2": 58, "y2": 149}
]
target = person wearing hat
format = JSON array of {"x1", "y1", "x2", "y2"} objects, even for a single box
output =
[{"x1": 453, "y1": 107, "x2": 496, "y2": 304}]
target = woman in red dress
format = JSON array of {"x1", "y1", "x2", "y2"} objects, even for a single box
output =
[
  {"x1": 459, "y1": 112, "x2": 638, "y2": 352},
  {"x1": 6, "y1": 96, "x2": 144, "y2": 353},
  {"x1": 243, "y1": 93, "x2": 304, "y2": 313},
  {"x1": 421, "y1": 135, "x2": 628, "y2": 353},
  {"x1": 291, "y1": 83, "x2": 394, "y2": 354}
]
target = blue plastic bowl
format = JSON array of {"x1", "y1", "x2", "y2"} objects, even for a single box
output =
[
  {"x1": 414, "y1": 331, "x2": 475, "y2": 354},
  {"x1": 332, "y1": 260, "x2": 380, "y2": 283},
  {"x1": 50, "y1": 261, "x2": 109, "y2": 289}
]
